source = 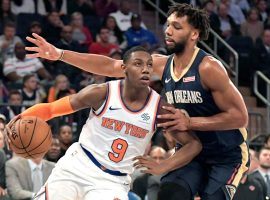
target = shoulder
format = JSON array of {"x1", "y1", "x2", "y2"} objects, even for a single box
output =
[{"x1": 6, "y1": 157, "x2": 25, "y2": 167}]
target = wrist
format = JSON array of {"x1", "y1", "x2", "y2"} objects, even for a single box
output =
[{"x1": 56, "y1": 49, "x2": 64, "y2": 61}]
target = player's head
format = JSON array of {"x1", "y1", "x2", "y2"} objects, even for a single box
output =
[
  {"x1": 122, "y1": 46, "x2": 153, "y2": 88},
  {"x1": 165, "y1": 3, "x2": 209, "y2": 54},
  {"x1": 258, "y1": 146, "x2": 270, "y2": 169}
]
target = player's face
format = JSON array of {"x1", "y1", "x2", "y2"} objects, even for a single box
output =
[
  {"x1": 165, "y1": 13, "x2": 196, "y2": 54},
  {"x1": 259, "y1": 149, "x2": 270, "y2": 169},
  {"x1": 124, "y1": 51, "x2": 153, "y2": 87}
]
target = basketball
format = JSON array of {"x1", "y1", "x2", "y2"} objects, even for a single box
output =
[{"x1": 9, "y1": 116, "x2": 52, "y2": 159}]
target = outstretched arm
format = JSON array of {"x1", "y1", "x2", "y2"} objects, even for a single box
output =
[{"x1": 25, "y1": 33, "x2": 168, "y2": 78}]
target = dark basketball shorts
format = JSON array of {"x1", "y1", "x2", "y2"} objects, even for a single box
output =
[{"x1": 161, "y1": 142, "x2": 249, "y2": 200}]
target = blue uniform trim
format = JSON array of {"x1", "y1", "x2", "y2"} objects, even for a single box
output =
[{"x1": 80, "y1": 144, "x2": 127, "y2": 176}]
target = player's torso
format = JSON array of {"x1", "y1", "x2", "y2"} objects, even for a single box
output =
[
  {"x1": 162, "y1": 48, "x2": 247, "y2": 155},
  {"x1": 79, "y1": 80, "x2": 160, "y2": 173}
]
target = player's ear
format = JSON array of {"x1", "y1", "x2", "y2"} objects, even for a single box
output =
[
  {"x1": 191, "y1": 29, "x2": 199, "y2": 41},
  {"x1": 121, "y1": 64, "x2": 127, "y2": 74}
]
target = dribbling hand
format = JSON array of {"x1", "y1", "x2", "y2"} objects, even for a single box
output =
[
  {"x1": 3, "y1": 115, "x2": 21, "y2": 150},
  {"x1": 25, "y1": 33, "x2": 62, "y2": 61}
]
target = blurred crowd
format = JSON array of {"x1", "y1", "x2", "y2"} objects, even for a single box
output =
[{"x1": 0, "y1": 0, "x2": 270, "y2": 200}]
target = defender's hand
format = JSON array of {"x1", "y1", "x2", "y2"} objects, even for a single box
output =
[
  {"x1": 157, "y1": 106, "x2": 190, "y2": 132},
  {"x1": 133, "y1": 156, "x2": 168, "y2": 175},
  {"x1": 25, "y1": 33, "x2": 62, "y2": 61}
]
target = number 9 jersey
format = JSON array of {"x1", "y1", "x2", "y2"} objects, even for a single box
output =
[{"x1": 79, "y1": 80, "x2": 161, "y2": 174}]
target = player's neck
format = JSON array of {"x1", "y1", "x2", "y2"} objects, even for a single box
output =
[
  {"x1": 173, "y1": 45, "x2": 197, "y2": 70},
  {"x1": 122, "y1": 80, "x2": 150, "y2": 102}
]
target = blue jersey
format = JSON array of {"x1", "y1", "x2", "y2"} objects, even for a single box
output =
[{"x1": 162, "y1": 48, "x2": 247, "y2": 155}]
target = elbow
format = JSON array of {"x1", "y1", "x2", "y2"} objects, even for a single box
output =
[
  {"x1": 236, "y1": 111, "x2": 249, "y2": 128},
  {"x1": 191, "y1": 139, "x2": 202, "y2": 156}
]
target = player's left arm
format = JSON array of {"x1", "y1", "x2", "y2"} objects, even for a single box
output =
[
  {"x1": 19, "y1": 83, "x2": 107, "y2": 121},
  {"x1": 158, "y1": 56, "x2": 248, "y2": 132},
  {"x1": 189, "y1": 56, "x2": 248, "y2": 131}
]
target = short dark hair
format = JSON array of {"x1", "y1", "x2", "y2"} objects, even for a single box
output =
[
  {"x1": 4, "y1": 21, "x2": 15, "y2": 29},
  {"x1": 9, "y1": 90, "x2": 21, "y2": 98},
  {"x1": 23, "y1": 74, "x2": 36, "y2": 85},
  {"x1": 123, "y1": 46, "x2": 149, "y2": 64},
  {"x1": 168, "y1": 3, "x2": 210, "y2": 41},
  {"x1": 259, "y1": 146, "x2": 270, "y2": 155}
]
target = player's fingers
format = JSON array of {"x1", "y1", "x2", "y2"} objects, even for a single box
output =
[
  {"x1": 25, "y1": 46, "x2": 41, "y2": 53},
  {"x1": 157, "y1": 113, "x2": 175, "y2": 119},
  {"x1": 162, "y1": 106, "x2": 177, "y2": 113},
  {"x1": 157, "y1": 120, "x2": 178, "y2": 128},
  {"x1": 32, "y1": 33, "x2": 47, "y2": 43},
  {"x1": 26, "y1": 53, "x2": 40, "y2": 59},
  {"x1": 166, "y1": 124, "x2": 186, "y2": 132},
  {"x1": 26, "y1": 36, "x2": 41, "y2": 46}
]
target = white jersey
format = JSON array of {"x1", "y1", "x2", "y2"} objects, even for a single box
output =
[{"x1": 79, "y1": 80, "x2": 160, "y2": 174}]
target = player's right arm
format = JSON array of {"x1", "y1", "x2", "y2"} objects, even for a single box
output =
[
  {"x1": 25, "y1": 33, "x2": 168, "y2": 78},
  {"x1": 19, "y1": 83, "x2": 108, "y2": 121},
  {"x1": 133, "y1": 100, "x2": 202, "y2": 175}
]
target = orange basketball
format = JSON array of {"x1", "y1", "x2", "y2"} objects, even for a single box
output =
[{"x1": 9, "y1": 116, "x2": 52, "y2": 159}]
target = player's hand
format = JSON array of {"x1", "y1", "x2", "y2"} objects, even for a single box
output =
[
  {"x1": 4, "y1": 115, "x2": 21, "y2": 150},
  {"x1": 25, "y1": 33, "x2": 62, "y2": 61},
  {"x1": 133, "y1": 156, "x2": 168, "y2": 175},
  {"x1": 157, "y1": 106, "x2": 190, "y2": 131}
]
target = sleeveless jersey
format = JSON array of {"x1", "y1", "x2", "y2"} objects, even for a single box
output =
[
  {"x1": 162, "y1": 47, "x2": 247, "y2": 155},
  {"x1": 79, "y1": 80, "x2": 161, "y2": 174}
]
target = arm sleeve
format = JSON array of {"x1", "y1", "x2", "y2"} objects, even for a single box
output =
[{"x1": 21, "y1": 96, "x2": 75, "y2": 121}]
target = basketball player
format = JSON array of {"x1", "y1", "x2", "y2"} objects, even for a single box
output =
[
  {"x1": 7, "y1": 47, "x2": 202, "y2": 200},
  {"x1": 25, "y1": 4, "x2": 249, "y2": 200}
]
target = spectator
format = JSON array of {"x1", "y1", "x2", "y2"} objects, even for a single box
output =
[
  {"x1": 100, "y1": 15, "x2": 125, "y2": 46},
  {"x1": 67, "y1": 0, "x2": 96, "y2": 16},
  {"x1": 3, "y1": 42, "x2": 52, "y2": 82},
  {"x1": 58, "y1": 124, "x2": 73, "y2": 158},
  {"x1": 19, "y1": 74, "x2": 43, "y2": 108},
  {"x1": 146, "y1": 146, "x2": 167, "y2": 200},
  {"x1": 89, "y1": 26, "x2": 119, "y2": 56},
  {"x1": 0, "y1": 90, "x2": 25, "y2": 122},
  {"x1": 0, "y1": 149, "x2": 7, "y2": 199},
  {"x1": 256, "y1": 0, "x2": 268, "y2": 23},
  {"x1": 125, "y1": 14, "x2": 158, "y2": 50},
  {"x1": 231, "y1": 0, "x2": 250, "y2": 14},
  {"x1": 202, "y1": 0, "x2": 221, "y2": 35},
  {"x1": 37, "y1": 0, "x2": 67, "y2": 15},
  {"x1": 249, "y1": 146, "x2": 270, "y2": 199},
  {"x1": 241, "y1": 7, "x2": 264, "y2": 43},
  {"x1": 43, "y1": 11, "x2": 64, "y2": 45},
  {"x1": 0, "y1": 80, "x2": 8, "y2": 103},
  {"x1": 55, "y1": 25, "x2": 86, "y2": 78},
  {"x1": 217, "y1": 3, "x2": 238, "y2": 40},
  {"x1": 25, "y1": 21, "x2": 43, "y2": 47},
  {"x1": 253, "y1": 27, "x2": 270, "y2": 76},
  {"x1": 56, "y1": 25, "x2": 85, "y2": 53},
  {"x1": 0, "y1": 22, "x2": 22, "y2": 64},
  {"x1": 0, "y1": 0, "x2": 16, "y2": 26},
  {"x1": 47, "y1": 74, "x2": 75, "y2": 103},
  {"x1": 110, "y1": 0, "x2": 146, "y2": 32},
  {"x1": 249, "y1": 149, "x2": 259, "y2": 173},
  {"x1": 5, "y1": 156, "x2": 55, "y2": 200},
  {"x1": 11, "y1": 0, "x2": 35, "y2": 15},
  {"x1": 70, "y1": 12, "x2": 93, "y2": 48},
  {"x1": 45, "y1": 136, "x2": 61, "y2": 162},
  {"x1": 73, "y1": 71, "x2": 94, "y2": 91},
  {"x1": 94, "y1": 0, "x2": 118, "y2": 18},
  {"x1": 221, "y1": 0, "x2": 246, "y2": 26}
]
